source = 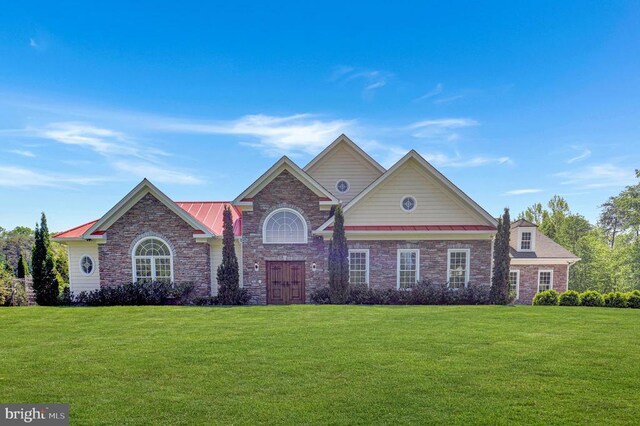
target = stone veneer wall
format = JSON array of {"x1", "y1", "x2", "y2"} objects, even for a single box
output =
[
  {"x1": 348, "y1": 239, "x2": 493, "y2": 289},
  {"x1": 511, "y1": 264, "x2": 569, "y2": 304},
  {"x1": 241, "y1": 170, "x2": 329, "y2": 304},
  {"x1": 98, "y1": 193, "x2": 211, "y2": 297}
]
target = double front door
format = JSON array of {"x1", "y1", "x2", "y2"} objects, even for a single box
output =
[{"x1": 266, "y1": 261, "x2": 305, "y2": 304}]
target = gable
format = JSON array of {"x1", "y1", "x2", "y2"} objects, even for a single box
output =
[
  {"x1": 233, "y1": 156, "x2": 337, "y2": 210},
  {"x1": 85, "y1": 179, "x2": 212, "y2": 238},
  {"x1": 343, "y1": 158, "x2": 488, "y2": 226},
  {"x1": 305, "y1": 141, "x2": 384, "y2": 203}
]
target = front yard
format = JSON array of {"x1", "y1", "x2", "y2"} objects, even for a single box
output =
[{"x1": 1, "y1": 305, "x2": 638, "y2": 425}]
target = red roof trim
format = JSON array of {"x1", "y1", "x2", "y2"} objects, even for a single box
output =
[{"x1": 325, "y1": 225, "x2": 497, "y2": 232}]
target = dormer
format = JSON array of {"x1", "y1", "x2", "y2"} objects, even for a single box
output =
[{"x1": 512, "y1": 219, "x2": 537, "y2": 252}]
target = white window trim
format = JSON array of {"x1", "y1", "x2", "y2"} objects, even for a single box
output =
[
  {"x1": 397, "y1": 249, "x2": 420, "y2": 289},
  {"x1": 348, "y1": 249, "x2": 370, "y2": 287},
  {"x1": 518, "y1": 228, "x2": 536, "y2": 252},
  {"x1": 131, "y1": 236, "x2": 174, "y2": 283},
  {"x1": 335, "y1": 179, "x2": 350, "y2": 194},
  {"x1": 509, "y1": 269, "x2": 520, "y2": 299},
  {"x1": 447, "y1": 248, "x2": 471, "y2": 289},
  {"x1": 537, "y1": 269, "x2": 554, "y2": 292},
  {"x1": 79, "y1": 254, "x2": 95, "y2": 277},
  {"x1": 400, "y1": 195, "x2": 417, "y2": 213},
  {"x1": 262, "y1": 208, "x2": 308, "y2": 244}
]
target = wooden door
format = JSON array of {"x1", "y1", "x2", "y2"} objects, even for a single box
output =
[{"x1": 266, "y1": 261, "x2": 305, "y2": 304}]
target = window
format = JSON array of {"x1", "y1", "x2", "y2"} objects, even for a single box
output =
[
  {"x1": 79, "y1": 255, "x2": 95, "y2": 276},
  {"x1": 349, "y1": 249, "x2": 369, "y2": 286},
  {"x1": 263, "y1": 208, "x2": 308, "y2": 244},
  {"x1": 509, "y1": 270, "x2": 520, "y2": 299},
  {"x1": 447, "y1": 249, "x2": 470, "y2": 289},
  {"x1": 397, "y1": 249, "x2": 419, "y2": 289},
  {"x1": 518, "y1": 229, "x2": 535, "y2": 251},
  {"x1": 538, "y1": 270, "x2": 553, "y2": 292},
  {"x1": 336, "y1": 180, "x2": 350, "y2": 193},
  {"x1": 400, "y1": 196, "x2": 417, "y2": 212},
  {"x1": 132, "y1": 237, "x2": 173, "y2": 283}
]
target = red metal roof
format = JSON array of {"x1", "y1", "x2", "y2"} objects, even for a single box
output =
[
  {"x1": 54, "y1": 201, "x2": 242, "y2": 239},
  {"x1": 325, "y1": 225, "x2": 497, "y2": 232}
]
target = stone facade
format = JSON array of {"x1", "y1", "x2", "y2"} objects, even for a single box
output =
[
  {"x1": 349, "y1": 239, "x2": 493, "y2": 289},
  {"x1": 511, "y1": 264, "x2": 569, "y2": 305},
  {"x1": 98, "y1": 193, "x2": 211, "y2": 297},
  {"x1": 241, "y1": 170, "x2": 329, "y2": 304}
]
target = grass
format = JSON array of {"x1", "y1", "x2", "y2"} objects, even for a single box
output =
[{"x1": 1, "y1": 305, "x2": 639, "y2": 425}]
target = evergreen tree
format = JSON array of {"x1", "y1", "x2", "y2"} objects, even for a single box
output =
[
  {"x1": 328, "y1": 205, "x2": 349, "y2": 304},
  {"x1": 31, "y1": 212, "x2": 59, "y2": 305},
  {"x1": 491, "y1": 208, "x2": 511, "y2": 304},
  {"x1": 217, "y1": 206, "x2": 240, "y2": 304},
  {"x1": 17, "y1": 252, "x2": 28, "y2": 278}
]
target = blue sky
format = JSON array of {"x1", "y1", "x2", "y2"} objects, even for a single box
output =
[{"x1": 1, "y1": 1, "x2": 639, "y2": 231}]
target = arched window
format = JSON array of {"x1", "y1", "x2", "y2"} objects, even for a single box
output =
[
  {"x1": 263, "y1": 208, "x2": 308, "y2": 244},
  {"x1": 132, "y1": 237, "x2": 173, "y2": 283}
]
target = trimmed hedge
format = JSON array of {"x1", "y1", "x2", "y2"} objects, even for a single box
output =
[
  {"x1": 627, "y1": 290, "x2": 640, "y2": 309},
  {"x1": 604, "y1": 292, "x2": 628, "y2": 308},
  {"x1": 532, "y1": 290, "x2": 559, "y2": 306},
  {"x1": 311, "y1": 280, "x2": 491, "y2": 305},
  {"x1": 580, "y1": 290, "x2": 605, "y2": 307},
  {"x1": 558, "y1": 290, "x2": 580, "y2": 306},
  {"x1": 70, "y1": 282, "x2": 195, "y2": 306}
]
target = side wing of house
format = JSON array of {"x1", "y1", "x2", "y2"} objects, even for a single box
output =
[
  {"x1": 508, "y1": 219, "x2": 580, "y2": 304},
  {"x1": 315, "y1": 150, "x2": 497, "y2": 290},
  {"x1": 304, "y1": 134, "x2": 385, "y2": 203}
]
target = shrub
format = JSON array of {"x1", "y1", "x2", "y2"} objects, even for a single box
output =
[
  {"x1": 73, "y1": 281, "x2": 195, "y2": 306},
  {"x1": 532, "y1": 290, "x2": 559, "y2": 306},
  {"x1": 580, "y1": 290, "x2": 604, "y2": 307},
  {"x1": 312, "y1": 280, "x2": 491, "y2": 305},
  {"x1": 603, "y1": 292, "x2": 628, "y2": 308},
  {"x1": 627, "y1": 290, "x2": 640, "y2": 309},
  {"x1": 191, "y1": 296, "x2": 219, "y2": 306},
  {"x1": 559, "y1": 290, "x2": 581, "y2": 306}
]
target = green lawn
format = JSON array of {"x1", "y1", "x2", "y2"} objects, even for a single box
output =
[{"x1": 1, "y1": 306, "x2": 639, "y2": 425}]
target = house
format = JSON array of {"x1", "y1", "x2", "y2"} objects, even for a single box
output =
[
  {"x1": 53, "y1": 134, "x2": 578, "y2": 304},
  {"x1": 508, "y1": 219, "x2": 580, "y2": 303}
]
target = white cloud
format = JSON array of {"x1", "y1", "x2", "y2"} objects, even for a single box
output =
[
  {"x1": 9, "y1": 149, "x2": 35, "y2": 158},
  {"x1": 433, "y1": 94, "x2": 465, "y2": 104},
  {"x1": 555, "y1": 164, "x2": 636, "y2": 189},
  {"x1": 0, "y1": 165, "x2": 106, "y2": 188},
  {"x1": 567, "y1": 147, "x2": 591, "y2": 164},
  {"x1": 422, "y1": 151, "x2": 512, "y2": 168},
  {"x1": 33, "y1": 122, "x2": 201, "y2": 185},
  {"x1": 409, "y1": 118, "x2": 479, "y2": 140},
  {"x1": 504, "y1": 188, "x2": 543, "y2": 195},
  {"x1": 330, "y1": 66, "x2": 392, "y2": 98},
  {"x1": 415, "y1": 83, "x2": 443, "y2": 101},
  {"x1": 149, "y1": 113, "x2": 353, "y2": 157},
  {"x1": 29, "y1": 38, "x2": 38, "y2": 48},
  {"x1": 112, "y1": 161, "x2": 203, "y2": 185}
]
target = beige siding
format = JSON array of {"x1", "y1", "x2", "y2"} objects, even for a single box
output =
[
  {"x1": 306, "y1": 144, "x2": 383, "y2": 203},
  {"x1": 345, "y1": 158, "x2": 485, "y2": 225},
  {"x1": 67, "y1": 242, "x2": 100, "y2": 294},
  {"x1": 209, "y1": 239, "x2": 243, "y2": 296}
]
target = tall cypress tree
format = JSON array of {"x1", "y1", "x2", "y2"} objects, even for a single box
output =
[
  {"x1": 17, "y1": 252, "x2": 28, "y2": 278},
  {"x1": 491, "y1": 208, "x2": 511, "y2": 304},
  {"x1": 217, "y1": 206, "x2": 240, "y2": 304},
  {"x1": 328, "y1": 205, "x2": 349, "y2": 304},
  {"x1": 31, "y1": 213, "x2": 59, "y2": 305}
]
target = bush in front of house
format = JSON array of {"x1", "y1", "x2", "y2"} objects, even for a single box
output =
[
  {"x1": 532, "y1": 289, "x2": 559, "y2": 306},
  {"x1": 311, "y1": 280, "x2": 491, "y2": 305},
  {"x1": 71, "y1": 281, "x2": 195, "y2": 306},
  {"x1": 558, "y1": 290, "x2": 581, "y2": 306},
  {"x1": 627, "y1": 290, "x2": 640, "y2": 309},
  {"x1": 603, "y1": 292, "x2": 628, "y2": 308},
  {"x1": 579, "y1": 290, "x2": 604, "y2": 307}
]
